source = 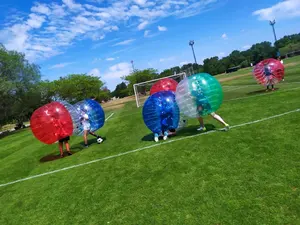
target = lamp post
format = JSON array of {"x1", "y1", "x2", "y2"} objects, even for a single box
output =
[
  {"x1": 269, "y1": 20, "x2": 277, "y2": 42},
  {"x1": 269, "y1": 20, "x2": 280, "y2": 57},
  {"x1": 189, "y1": 40, "x2": 197, "y2": 64},
  {"x1": 131, "y1": 60, "x2": 135, "y2": 71}
]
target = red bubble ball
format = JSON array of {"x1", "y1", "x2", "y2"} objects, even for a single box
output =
[
  {"x1": 150, "y1": 78, "x2": 178, "y2": 95},
  {"x1": 30, "y1": 102, "x2": 73, "y2": 144},
  {"x1": 253, "y1": 58, "x2": 285, "y2": 86}
]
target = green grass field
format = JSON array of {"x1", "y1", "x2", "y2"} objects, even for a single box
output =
[{"x1": 1, "y1": 56, "x2": 300, "y2": 225}]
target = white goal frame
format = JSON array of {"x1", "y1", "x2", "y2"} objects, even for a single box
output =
[{"x1": 133, "y1": 72, "x2": 187, "y2": 108}]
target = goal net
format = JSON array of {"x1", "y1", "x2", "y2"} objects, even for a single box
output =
[{"x1": 133, "y1": 72, "x2": 187, "y2": 108}]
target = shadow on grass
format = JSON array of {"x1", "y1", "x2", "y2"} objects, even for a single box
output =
[
  {"x1": 141, "y1": 124, "x2": 217, "y2": 142},
  {"x1": 39, "y1": 146, "x2": 82, "y2": 163},
  {"x1": 247, "y1": 88, "x2": 279, "y2": 96},
  {"x1": 40, "y1": 137, "x2": 107, "y2": 163}
]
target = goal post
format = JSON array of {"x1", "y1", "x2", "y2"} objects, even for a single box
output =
[{"x1": 133, "y1": 72, "x2": 187, "y2": 108}]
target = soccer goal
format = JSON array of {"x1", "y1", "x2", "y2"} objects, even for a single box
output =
[{"x1": 133, "y1": 72, "x2": 187, "y2": 108}]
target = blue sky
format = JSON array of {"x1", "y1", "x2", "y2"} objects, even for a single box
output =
[{"x1": 0, "y1": 0, "x2": 300, "y2": 90}]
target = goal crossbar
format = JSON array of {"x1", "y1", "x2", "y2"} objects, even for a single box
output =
[{"x1": 133, "y1": 72, "x2": 186, "y2": 108}]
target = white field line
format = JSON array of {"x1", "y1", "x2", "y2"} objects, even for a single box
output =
[
  {"x1": 1, "y1": 108, "x2": 299, "y2": 188},
  {"x1": 105, "y1": 113, "x2": 114, "y2": 121}
]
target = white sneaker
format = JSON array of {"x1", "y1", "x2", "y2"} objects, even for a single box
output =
[
  {"x1": 163, "y1": 135, "x2": 168, "y2": 141},
  {"x1": 154, "y1": 136, "x2": 159, "y2": 142},
  {"x1": 197, "y1": 126, "x2": 206, "y2": 131}
]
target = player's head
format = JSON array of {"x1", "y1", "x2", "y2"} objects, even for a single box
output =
[{"x1": 90, "y1": 96, "x2": 96, "y2": 100}]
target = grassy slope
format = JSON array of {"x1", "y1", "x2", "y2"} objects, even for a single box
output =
[{"x1": 0, "y1": 57, "x2": 300, "y2": 225}]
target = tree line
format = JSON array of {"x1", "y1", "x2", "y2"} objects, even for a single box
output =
[
  {"x1": 1, "y1": 33, "x2": 299, "y2": 127},
  {"x1": 112, "y1": 33, "x2": 300, "y2": 98}
]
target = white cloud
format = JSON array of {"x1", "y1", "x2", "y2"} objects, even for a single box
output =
[
  {"x1": 103, "y1": 62, "x2": 132, "y2": 79},
  {"x1": 253, "y1": 0, "x2": 300, "y2": 20},
  {"x1": 133, "y1": 0, "x2": 147, "y2": 6},
  {"x1": 31, "y1": 3, "x2": 51, "y2": 15},
  {"x1": 242, "y1": 45, "x2": 251, "y2": 50},
  {"x1": 62, "y1": 0, "x2": 83, "y2": 10},
  {"x1": 218, "y1": 52, "x2": 226, "y2": 58},
  {"x1": 158, "y1": 25, "x2": 167, "y2": 31},
  {"x1": 159, "y1": 56, "x2": 175, "y2": 62},
  {"x1": 106, "y1": 57, "x2": 116, "y2": 61},
  {"x1": 0, "y1": 0, "x2": 221, "y2": 61},
  {"x1": 138, "y1": 21, "x2": 149, "y2": 30},
  {"x1": 113, "y1": 39, "x2": 135, "y2": 46},
  {"x1": 221, "y1": 33, "x2": 228, "y2": 40},
  {"x1": 88, "y1": 68, "x2": 101, "y2": 77},
  {"x1": 180, "y1": 61, "x2": 190, "y2": 65},
  {"x1": 144, "y1": 30, "x2": 150, "y2": 37},
  {"x1": 27, "y1": 14, "x2": 45, "y2": 29},
  {"x1": 50, "y1": 62, "x2": 74, "y2": 69}
]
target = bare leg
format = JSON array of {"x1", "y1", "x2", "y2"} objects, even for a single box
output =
[
  {"x1": 65, "y1": 141, "x2": 72, "y2": 155},
  {"x1": 197, "y1": 117, "x2": 204, "y2": 127},
  {"x1": 211, "y1": 112, "x2": 227, "y2": 126},
  {"x1": 84, "y1": 130, "x2": 88, "y2": 145},
  {"x1": 89, "y1": 131, "x2": 101, "y2": 138},
  {"x1": 65, "y1": 141, "x2": 71, "y2": 152},
  {"x1": 59, "y1": 142, "x2": 64, "y2": 157}
]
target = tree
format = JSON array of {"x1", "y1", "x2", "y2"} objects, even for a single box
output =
[
  {"x1": 112, "y1": 82, "x2": 129, "y2": 98},
  {"x1": 0, "y1": 46, "x2": 41, "y2": 126},
  {"x1": 123, "y1": 69, "x2": 159, "y2": 95},
  {"x1": 52, "y1": 74, "x2": 105, "y2": 103}
]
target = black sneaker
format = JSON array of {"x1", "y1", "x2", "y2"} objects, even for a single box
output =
[{"x1": 67, "y1": 152, "x2": 72, "y2": 156}]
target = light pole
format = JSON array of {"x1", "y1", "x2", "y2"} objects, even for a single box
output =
[
  {"x1": 189, "y1": 40, "x2": 197, "y2": 64},
  {"x1": 131, "y1": 60, "x2": 135, "y2": 71},
  {"x1": 269, "y1": 20, "x2": 277, "y2": 42},
  {"x1": 269, "y1": 20, "x2": 280, "y2": 57}
]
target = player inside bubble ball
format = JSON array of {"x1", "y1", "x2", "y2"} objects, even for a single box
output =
[
  {"x1": 194, "y1": 90, "x2": 230, "y2": 132},
  {"x1": 264, "y1": 63, "x2": 275, "y2": 91}
]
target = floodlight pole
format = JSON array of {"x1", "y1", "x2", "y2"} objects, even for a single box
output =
[
  {"x1": 269, "y1": 20, "x2": 277, "y2": 42},
  {"x1": 131, "y1": 60, "x2": 135, "y2": 71},
  {"x1": 189, "y1": 40, "x2": 197, "y2": 64},
  {"x1": 269, "y1": 20, "x2": 280, "y2": 57}
]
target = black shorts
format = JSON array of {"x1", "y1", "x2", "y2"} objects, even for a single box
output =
[{"x1": 59, "y1": 136, "x2": 70, "y2": 143}]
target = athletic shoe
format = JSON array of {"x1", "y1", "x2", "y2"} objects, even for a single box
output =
[
  {"x1": 197, "y1": 126, "x2": 206, "y2": 131},
  {"x1": 272, "y1": 88, "x2": 275, "y2": 91},
  {"x1": 163, "y1": 131, "x2": 168, "y2": 141},
  {"x1": 224, "y1": 124, "x2": 230, "y2": 131},
  {"x1": 60, "y1": 154, "x2": 64, "y2": 158},
  {"x1": 67, "y1": 152, "x2": 72, "y2": 156},
  {"x1": 154, "y1": 133, "x2": 159, "y2": 142},
  {"x1": 84, "y1": 144, "x2": 89, "y2": 148}
]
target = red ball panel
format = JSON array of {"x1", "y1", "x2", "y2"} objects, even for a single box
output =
[
  {"x1": 30, "y1": 102, "x2": 73, "y2": 144},
  {"x1": 253, "y1": 58, "x2": 285, "y2": 86},
  {"x1": 150, "y1": 78, "x2": 178, "y2": 95}
]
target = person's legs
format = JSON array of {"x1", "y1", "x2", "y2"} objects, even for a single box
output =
[
  {"x1": 89, "y1": 131, "x2": 102, "y2": 138},
  {"x1": 197, "y1": 117, "x2": 206, "y2": 131},
  {"x1": 59, "y1": 142, "x2": 64, "y2": 157},
  {"x1": 154, "y1": 133, "x2": 159, "y2": 142},
  {"x1": 84, "y1": 130, "x2": 89, "y2": 147},
  {"x1": 163, "y1": 131, "x2": 168, "y2": 140},
  {"x1": 65, "y1": 141, "x2": 72, "y2": 155},
  {"x1": 211, "y1": 112, "x2": 230, "y2": 130}
]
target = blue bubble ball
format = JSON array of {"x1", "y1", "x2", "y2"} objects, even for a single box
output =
[
  {"x1": 142, "y1": 91, "x2": 180, "y2": 134},
  {"x1": 73, "y1": 99, "x2": 105, "y2": 135}
]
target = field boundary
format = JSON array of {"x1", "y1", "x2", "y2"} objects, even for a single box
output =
[{"x1": 1, "y1": 108, "x2": 299, "y2": 188}]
